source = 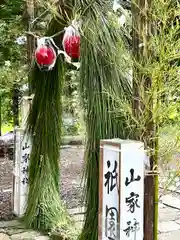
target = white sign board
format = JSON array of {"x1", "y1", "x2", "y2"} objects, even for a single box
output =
[
  {"x1": 13, "y1": 128, "x2": 31, "y2": 216},
  {"x1": 120, "y1": 141, "x2": 144, "y2": 240},
  {"x1": 99, "y1": 139, "x2": 144, "y2": 240},
  {"x1": 20, "y1": 96, "x2": 33, "y2": 128}
]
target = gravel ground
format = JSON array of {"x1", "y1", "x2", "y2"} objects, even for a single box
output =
[
  {"x1": 1, "y1": 143, "x2": 180, "y2": 220},
  {"x1": 0, "y1": 156, "x2": 13, "y2": 220},
  {"x1": 60, "y1": 145, "x2": 84, "y2": 208},
  {"x1": 0, "y1": 145, "x2": 85, "y2": 220}
]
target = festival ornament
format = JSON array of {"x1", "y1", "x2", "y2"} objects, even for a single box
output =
[
  {"x1": 35, "y1": 33, "x2": 80, "y2": 71},
  {"x1": 62, "y1": 23, "x2": 80, "y2": 62},
  {"x1": 35, "y1": 37, "x2": 58, "y2": 71}
]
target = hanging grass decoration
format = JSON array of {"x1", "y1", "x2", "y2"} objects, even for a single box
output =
[
  {"x1": 76, "y1": 1, "x2": 132, "y2": 239},
  {"x1": 24, "y1": 11, "x2": 78, "y2": 238},
  {"x1": 24, "y1": 0, "x2": 131, "y2": 239},
  {"x1": 62, "y1": 21, "x2": 80, "y2": 62},
  {"x1": 25, "y1": 52, "x2": 72, "y2": 232}
]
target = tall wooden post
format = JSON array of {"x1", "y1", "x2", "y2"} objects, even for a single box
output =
[
  {"x1": 12, "y1": 84, "x2": 20, "y2": 127},
  {"x1": 26, "y1": 0, "x2": 35, "y2": 94},
  {"x1": 132, "y1": 0, "x2": 155, "y2": 240},
  {"x1": 0, "y1": 94, "x2": 2, "y2": 136}
]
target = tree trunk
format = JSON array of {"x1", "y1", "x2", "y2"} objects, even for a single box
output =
[
  {"x1": 0, "y1": 95, "x2": 2, "y2": 136},
  {"x1": 12, "y1": 84, "x2": 20, "y2": 127},
  {"x1": 26, "y1": 0, "x2": 35, "y2": 94}
]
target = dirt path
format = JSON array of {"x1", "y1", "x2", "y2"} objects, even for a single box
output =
[
  {"x1": 0, "y1": 156, "x2": 13, "y2": 220},
  {"x1": 61, "y1": 146, "x2": 84, "y2": 208},
  {"x1": 0, "y1": 146, "x2": 85, "y2": 220}
]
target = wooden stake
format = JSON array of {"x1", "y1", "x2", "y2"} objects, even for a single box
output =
[
  {"x1": 144, "y1": 174, "x2": 154, "y2": 240},
  {"x1": 0, "y1": 95, "x2": 1, "y2": 136},
  {"x1": 132, "y1": 0, "x2": 155, "y2": 240}
]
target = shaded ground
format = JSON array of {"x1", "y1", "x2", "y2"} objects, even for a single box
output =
[
  {"x1": 2, "y1": 145, "x2": 180, "y2": 239},
  {"x1": 0, "y1": 145, "x2": 85, "y2": 220},
  {"x1": 0, "y1": 155, "x2": 13, "y2": 220},
  {"x1": 60, "y1": 146, "x2": 84, "y2": 208}
]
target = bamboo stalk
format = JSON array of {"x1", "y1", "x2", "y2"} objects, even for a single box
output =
[{"x1": 132, "y1": 0, "x2": 157, "y2": 239}]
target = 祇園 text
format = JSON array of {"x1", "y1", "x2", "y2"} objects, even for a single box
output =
[
  {"x1": 105, "y1": 205, "x2": 118, "y2": 240},
  {"x1": 104, "y1": 160, "x2": 118, "y2": 194}
]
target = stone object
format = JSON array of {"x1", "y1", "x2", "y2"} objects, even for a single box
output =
[
  {"x1": 158, "y1": 221, "x2": 180, "y2": 233},
  {"x1": 161, "y1": 195, "x2": 180, "y2": 210},
  {"x1": 0, "y1": 233, "x2": 10, "y2": 240},
  {"x1": 159, "y1": 230, "x2": 180, "y2": 240}
]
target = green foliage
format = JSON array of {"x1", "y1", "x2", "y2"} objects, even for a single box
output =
[
  {"x1": 24, "y1": 9, "x2": 78, "y2": 237},
  {"x1": 0, "y1": 18, "x2": 24, "y2": 61},
  {"x1": 76, "y1": 1, "x2": 131, "y2": 240},
  {"x1": 20, "y1": 0, "x2": 180, "y2": 239},
  {"x1": 0, "y1": 0, "x2": 23, "y2": 18},
  {"x1": 112, "y1": 0, "x2": 180, "y2": 139},
  {"x1": 0, "y1": 0, "x2": 25, "y2": 66},
  {"x1": 0, "y1": 0, "x2": 27, "y2": 126},
  {"x1": 24, "y1": 2, "x2": 131, "y2": 239},
  {"x1": 1, "y1": 91, "x2": 13, "y2": 125},
  {"x1": 25, "y1": 57, "x2": 73, "y2": 231},
  {"x1": 62, "y1": 70, "x2": 83, "y2": 136},
  {"x1": 62, "y1": 118, "x2": 81, "y2": 136},
  {"x1": 63, "y1": 71, "x2": 79, "y2": 116},
  {"x1": 110, "y1": 3, "x2": 180, "y2": 221},
  {"x1": 159, "y1": 124, "x2": 180, "y2": 165}
]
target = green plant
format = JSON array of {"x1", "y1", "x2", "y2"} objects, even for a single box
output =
[
  {"x1": 110, "y1": 1, "x2": 180, "y2": 238},
  {"x1": 75, "y1": 1, "x2": 132, "y2": 239},
  {"x1": 0, "y1": 2, "x2": 27, "y2": 127},
  {"x1": 24, "y1": 2, "x2": 79, "y2": 239}
]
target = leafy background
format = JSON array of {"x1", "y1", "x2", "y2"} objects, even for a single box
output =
[{"x1": 0, "y1": 0, "x2": 82, "y2": 135}]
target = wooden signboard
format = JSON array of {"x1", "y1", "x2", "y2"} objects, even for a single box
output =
[
  {"x1": 13, "y1": 128, "x2": 31, "y2": 216},
  {"x1": 99, "y1": 139, "x2": 144, "y2": 240}
]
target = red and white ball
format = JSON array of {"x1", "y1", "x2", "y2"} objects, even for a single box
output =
[
  {"x1": 62, "y1": 25, "x2": 80, "y2": 61},
  {"x1": 35, "y1": 37, "x2": 57, "y2": 71}
]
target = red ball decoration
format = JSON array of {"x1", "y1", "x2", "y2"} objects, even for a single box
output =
[
  {"x1": 63, "y1": 35, "x2": 80, "y2": 60},
  {"x1": 35, "y1": 46, "x2": 56, "y2": 66},
  {"x1": 63, "y1": 25, "x2": 80, "y2": 61}
]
